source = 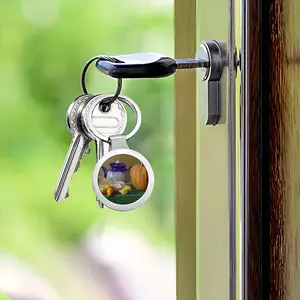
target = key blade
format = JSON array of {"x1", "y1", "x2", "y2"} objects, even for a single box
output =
[{"x1": 54, "y1": 134, "x2": 89, "y2": 202}]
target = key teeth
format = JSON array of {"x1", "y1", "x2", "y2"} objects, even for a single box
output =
[
  {"x1": 54, "y1": 134, "x2": 88, "y2": 203},
  {"x1": 75, "y1": 162, "x2": 80, "y2": 172},
  {"x1": 54, "y1": 191, "x2": 69, "y2": 202}
]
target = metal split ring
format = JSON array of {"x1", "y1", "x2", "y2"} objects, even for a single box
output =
[{"x1": 80, "y1": 55, "x2": 122, "y2": 109}]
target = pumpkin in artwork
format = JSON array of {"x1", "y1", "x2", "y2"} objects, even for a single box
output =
[{"x1": 130, "y1": 164, "x2": 148, "y2": 191}]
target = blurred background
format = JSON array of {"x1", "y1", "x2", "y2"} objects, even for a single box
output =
[{"x1": 0, "y1": 0, "x2": 175, "y2": 299}]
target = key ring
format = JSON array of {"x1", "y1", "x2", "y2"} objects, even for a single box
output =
[{"x1": 80, "y1": 55, "x2": 123, "y2": 110}]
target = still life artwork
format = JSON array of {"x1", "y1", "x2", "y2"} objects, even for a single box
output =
[{"x1": 97, "y1": 154, "x2": 149, "y2": 205}]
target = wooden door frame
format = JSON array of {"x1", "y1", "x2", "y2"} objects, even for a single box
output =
[
  {"x1": 241, "y1": 0, "x2": 299, "y2": 299},
  {"x1": 242, "y1": 0, "x2": 271, "y2": 297}
]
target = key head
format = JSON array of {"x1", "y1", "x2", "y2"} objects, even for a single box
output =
[
  {"x1": 96, "y1": 53, "x2": 177, "y2": 79},
  {"x1": 66, "y1": 94, "x2": 94, "y2": 135},
  {"x1": 81, "y1": 94, "x2": 127, "y2": 142}
]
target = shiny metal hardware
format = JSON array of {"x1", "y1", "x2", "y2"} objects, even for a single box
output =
[
  {"x1": 197, "y1": 40, "x2": 226, "y2": 125},
  {"x1": 95, "y1": 40, "x2": 226, "y2": 125}
]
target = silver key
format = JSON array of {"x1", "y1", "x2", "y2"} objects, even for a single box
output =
[
  {"x1": 54, "y1": 94, "x2": 94, "y2": 202},
  {"x1": 81, "y1": 94, "x2": 127, "y2": 159},
  {"x1": 66, "y1": 95, "x2": 93, "y2": 157},
  {"x1": 81, "y1": 94, "x2": 127, "y2": 207}
]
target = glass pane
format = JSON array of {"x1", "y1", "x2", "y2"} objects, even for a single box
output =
[{"x1": 0, "y1": 0, "x2": 175, "y2": 299}]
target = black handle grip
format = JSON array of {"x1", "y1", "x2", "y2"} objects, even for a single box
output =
[{"x1": 95, "y1": 53, "x2": 177, "y2": 79}]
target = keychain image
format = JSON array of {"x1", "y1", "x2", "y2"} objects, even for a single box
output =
[{"x1": 93, "y1": 145, "x2": 154, "y2": 211}]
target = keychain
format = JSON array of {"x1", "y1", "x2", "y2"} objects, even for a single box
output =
[
  {"x1": 89, "y1": 95, "x2": 154, "y2": 211},
  {"x1": 54, "y1": 55, "x2": 154, "y2": 211}
]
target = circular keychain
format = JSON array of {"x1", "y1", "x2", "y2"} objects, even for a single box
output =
[{"x1": 91, "y1": 95, "x2": 154, "y2": 211}]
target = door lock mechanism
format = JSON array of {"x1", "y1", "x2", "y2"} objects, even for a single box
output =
[
  {"x1": 196, "y1": 41, "x2": 225, "y2": 125},
  {"x1": 94, "y1": 40, "x2": 226, "y2": 125}
]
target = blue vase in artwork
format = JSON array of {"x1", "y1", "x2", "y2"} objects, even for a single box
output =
[{"x1": 101, "y1": 161, "x2": 131, "y2": 183}]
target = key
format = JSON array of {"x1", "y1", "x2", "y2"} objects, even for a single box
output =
[
  {"x1": 54, "y1": 94, "x2": 94, "y2": 202},
  {"x1": 81, "y1": 94, "x2": 127, "y2": 156},
  {"x1": 95, "y1": 53, "x2": 209, "y2": 78},
  {"x1": 66, "y1": 96, "x2": 93, "y2": 158},
  {"x1": 81, "y1": 94, "x2": 127, "y2": 208}
]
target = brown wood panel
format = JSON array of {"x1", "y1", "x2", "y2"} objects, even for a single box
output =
[
  {"x1": 269, "y1": 1, "x2": 286, "y2": 299},
  {"x1": 244, "y1": 0, "x2": 300, "y2": 299},
  {"x1": 243, "y1": 0, "x2": 261, "y2": 298}
]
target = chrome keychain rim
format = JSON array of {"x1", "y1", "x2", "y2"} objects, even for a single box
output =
[
  {"x1": 81, "y1": 94, "x2": 142, "y2": 143},
  {"x1": 92, "y1": 148, "x2": 154, "y2": 211}
]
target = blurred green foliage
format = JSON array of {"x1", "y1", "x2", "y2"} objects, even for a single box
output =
[
  {"x1": 0, "y1": 292, "x2": 10, "y2": 300},
  {"x1": 0, "y1": 0, "x2": 174, "y2": 264}
]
